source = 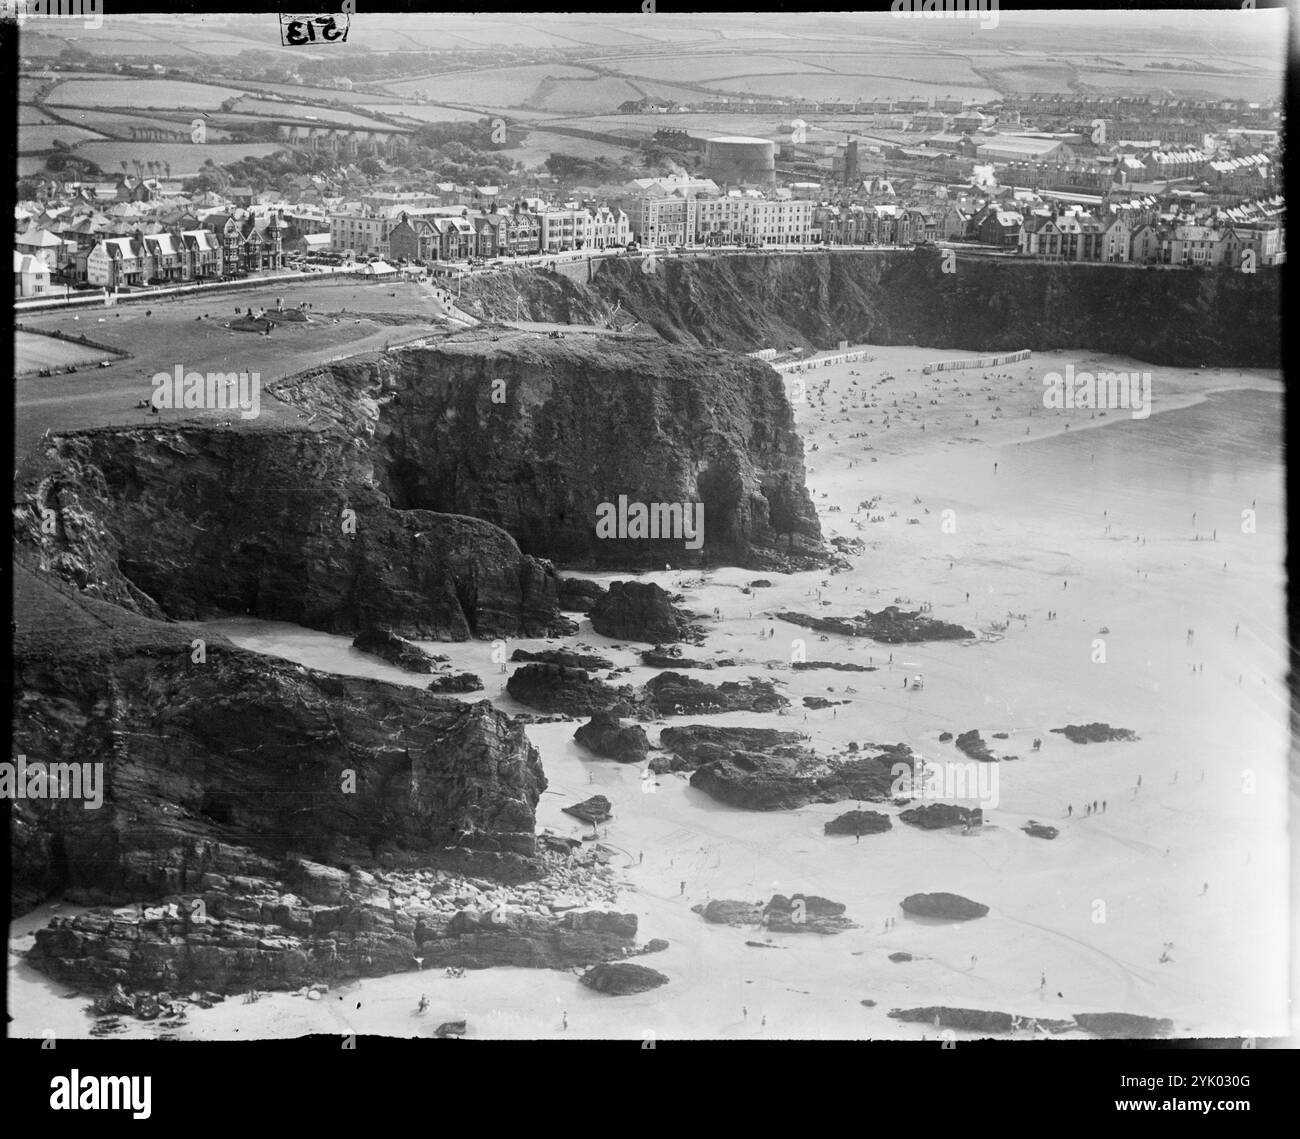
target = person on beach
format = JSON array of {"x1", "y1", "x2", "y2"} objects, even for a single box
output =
[
  {"x1": 1102, "y1": 801, "x2": 1106, "y2": 812},
  {"x1": 680, "y1": 881, "x2": 685, "y2": 896},
  {"x1": 1201, "y1": 882, "x2": 1209, "y2": 896},
  {"x1": 562, "y1": 1011, "x2": 568, "y2": 1030},
  {"x1": 1067, "y1": 804, "x2": 1072, "y2": 817},
  {"x1": 417, "y1": 994, "x2": 429, "y2": 1014}
]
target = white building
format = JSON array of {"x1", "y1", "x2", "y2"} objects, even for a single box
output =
[{"x1": 14, "y1": 251, "x2": 51, "y2": 297}]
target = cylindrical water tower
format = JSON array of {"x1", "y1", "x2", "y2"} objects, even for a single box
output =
[{"x1": 704, "y1": 136, "x2": 776, "y2": 187}]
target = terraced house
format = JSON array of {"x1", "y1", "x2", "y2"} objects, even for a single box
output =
[{"x1": 203, "y1": 212, "x2": 285, "y2": 275}]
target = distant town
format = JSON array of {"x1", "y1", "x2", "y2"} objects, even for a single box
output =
[{"x1": 16, "y1": 51, "x2": 1284, "y2": 300}]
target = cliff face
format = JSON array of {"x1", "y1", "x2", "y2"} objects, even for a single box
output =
[
  {"x1": 10, "y1": 570, "x2": 547, "y2": 918},
  {"x1": 16, "y1": 418, "x2": 564, "y2": 640},
  {"x1": 275, "y1": 335, "x2": 823, "y2": 569},
  {"x1": 462, "y1": 252, "x2": 1281, "y2": 367}
]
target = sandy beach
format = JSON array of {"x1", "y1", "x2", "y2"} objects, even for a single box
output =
[{"x1": 10, "y1": 343, "x2": 1288, "y2": 1041}]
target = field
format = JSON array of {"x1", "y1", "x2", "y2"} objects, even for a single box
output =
[
  {"x1": 605, "y1": 54, "x2": 834, "y2": 83},
  {"x1": 15, "y1": 332, "x2": 118, "y2": 377},
  {"x1": 18, "y1": 107, "x2": 57, "y2": 125},
  {"x1": 510, "y1": 130, "x2": 640, "y2": 169},
  {"x1": 46, "y1": 79, "x2": 250, "y2": 110},
  {"x1": 17, "y1": 124, "x2": 110, "y2": 153},
  {"x1": 365, "y1": 104, "x2": 497, "y2": 125},
  {"x1": 1072, "y1": 68, "x2": 1282, "y2": 102},
  {"x1": 708, "y1": 73, "x2": 1000, "y2": 103},
  {"x1": 71, "y1": 141, "x2": 291, "y2": 178},
  {"x1": 12, "y1": 277, "x2": 453, "y2": 455},
  {"x1": 230, "y1": 98, "x2": 406, "y2": 131},
  {"x1": 379, "y1": 64, "x2": 602, "y2": 103},
  {"x1": 221, "y1": 81, "x2": 402, "y2": 105},
  {"x1": 47, "y1": 108, "x2": 238, "y2": 141},
  {"x1": 527, "y1": 76, "x2": 645, "y2": 115}
]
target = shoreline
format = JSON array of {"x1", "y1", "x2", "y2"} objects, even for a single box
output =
[{"x1": 8, "y1": 344, "x2": 1288, "y2": 1042}]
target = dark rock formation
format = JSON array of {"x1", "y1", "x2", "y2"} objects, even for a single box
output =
[
  {"x1": 898, "y1": 803, "x2": 983, "y2": 830},
  {"x1": 352, "y1": 626, "x2": 447, "y2": 672},
  {"x1": 558, "y1": 578, "x2": 607, "y2": 613},
  {"x1": 426, "y1": 672, "x2": 484, "y2": 693},
  {"x1": 580, "y1": 962, "x2": 669, "y2": 995},
  {"x1": 1022, "y1": 821, "x2": 1059, "y2": 840},
  {"x1": 325, "y1": 334, "x2": 823, "y2": 570},
  {"x1": 660, "y1": 725, "x2": 807, "y2": 769},
  {"x1": 435, "y1": 1020, "x2": 467, "y2": 1038},
  {"x1": 889, "y1": 952, "x2": 913, "y2": 962},
  {"x1": 641, "y1": 645, "x2": 715, "y2": 669},
  {"x1": 561, "y1": 795, "x2": 613, "y2": 824},
  {"x1": 888, "y1": 1006, "x2": 1015, "y2": 1034},
  {"x1": 824, "y1": 810, "x2": 892, "y2": 837},
  {"x1": 803, "y1": 696, "x2": 848, "y2": 709},
  {"x1": 505, "y1": 663, "x2": 632, "y2": 716},
  {"x1": 901, "y1": 893, "x2": 989, "y2": 921},
  {"x1": 574, "y1": 711, "x2": 650, "y2": 763},
  {"x1": 749, "y1": 579, "x2": 773, "y2": 588},
  {"x1": 954, "y1": 730, "x2": 996, "y2": 762},
  {"x1": 1074, "y1": 1012, "x2": 1174, "y2": 1039},
  {"x1": 511, "y1": 647, "x2": 614, "y2": 669},
  {"x1": 11, "y1": 574, "x2": 547, "y2": 923},
  {"x1": 664, "y1": 727, "x2": 908, "y2": 810},
  {"x1": 791, "y1": 660, "x2": 877, "y2": 672},
  {"x1": 776, "y1": 606, "x2": 973, "y2": 643},
  {"x1": 1050, "y1": 723, "x2": 1139, "y2": 744},
  {"x1": 590, "y1": 581, "x2": 697, "y2": 643},
  {"x1": 462, "y1": 252, "x2": 1280, "y2": 370},
  {"x1": 15, "y1": 427, "x2": 567, "y2": 641},
  {"x1": 938, "y1": 731, "x2": 953, "y2": 742},
  {"x1": 643, "y1": 671, "x2": 786, "y2": 715},
  {"x1": 695, "y1": 894, "x2": 856, "y2": 934}
]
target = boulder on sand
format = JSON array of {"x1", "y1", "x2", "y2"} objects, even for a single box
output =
[
  {"x1": 352, "y1": 626, "x2": 447, "y2": 673},
  {"x1": 589, "y1": 581, "x2": 695, "y2": 643},
  {"x1": 824, "y1": 810, "x2": 891, "y2": 836},
  {"x1": 888, "y1": 1006, "x2": 1014, "y2": 1034},
  {"x1": 1050, "y1": 723, "x2": 1139, "y2": 744},
  {"x1": 574, "y1": 710, "x2": 650, "y2": 763},
  {"x1": 511, "y1": 647, "x2": 613, "y2": 669},
  {"x1": 898, "y1": 803, "x2": 982, "y2": 830},
  {"x1": 900, "y1": 892, "x2": 989, "y2": 921},
  {"x1": 435, "y1": 1019, "x2": 467, "y2": 1038},
  {"x1": 557, "y1": 578, "x2": 607, "y2": 613},
  {"x1": 580, "y1": 962, "x2": 668, "y2": 995},
  {"x1": 561, "y1": 795, "x2": 613, "y2": 823},
  {"x1": 1074, "y1": 1012, "x2": 1173, "y2": 1038},
  {"x1": 505, "y1": 663, "x2": 631, "y2": 716}
]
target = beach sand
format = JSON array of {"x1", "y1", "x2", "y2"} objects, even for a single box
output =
[{"x1": 9, "y1": 344, "x2": 1289, "y2": 1041}]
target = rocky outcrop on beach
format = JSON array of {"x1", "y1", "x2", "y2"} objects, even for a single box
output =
[
  {"x1": 775, "y1": 606, "x2": 973, "y2": 643},
  {"x1": 505, "y1": 663, "x2": 633, "y2": 717},
  {"x1": 954, "y1": 729, "x2": 997, "y2": 762},
  {"x1": 660, "y1": 727, "x2": 909, "y2": 810},
  {"x1": 9, "y1": 570, "x2": 659, "y2": 995},
  {"x1": 557, "y1": 578, "x2": 607, "y2": 613},
  {"x1": 426, "y1": 671, "x2": 485, "y2": 693},
  {"x1": 690, "y1": 748, "x2": 906, "y2": 811},
  {"x1": 791, "y1": 660, "x2": 877, "y2": 672},
  {"x1": 898, "y1": 803, "x2": 983, "y2": 830},
  {"x1": 580, "y1": 962, "x2": 669, "y2": 995},
  {"x1": 561, "y1": 795, "x2": 613, "y2": 824},
  {"x1": 888, "y1": 1006, "x2": 1015, "y2": 1034},
  {"x1": 1022, "y1": 821, "x2": 1059, "y2": 840},
  {"x1": 27, "y1": 855, "x2": 641, "y2": 996},
  {"x1": 641, "y1": 645, "x2": 715, "y2": 669},
  {"x1": 695, "y1": 894, "x2": 856, "y2": 934},
  {"x1": 590, "y1": 581, "x2": 699, "y2": 644},
  {"x1": 511, "y1": 647, "x2": 614, "y2": 669},
  {"x1": 642, "y1": 672, "x2": 787, "y2": 715},
  {"x1": 1051, "y1": 723, "x2": 1139, "y2": 744},
  {"x1": 900, "y1": 893, "x2": 989, "y2": 921},
  {"x1": 574, "y1": 711, "x2": 651, "y2": 763},
  {"x1": 824, "y1": 810, "x2": 892, "y2": 837},
  {"x1": 352, "y1": 626, "x2": 447, "y2": 672},
  {"x1": 11, "y1": 575, "x2": 548, "y2": 922},
  {"x1": 1074, "y1": 1012, "x2": 1174, "y2": 1038}
]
